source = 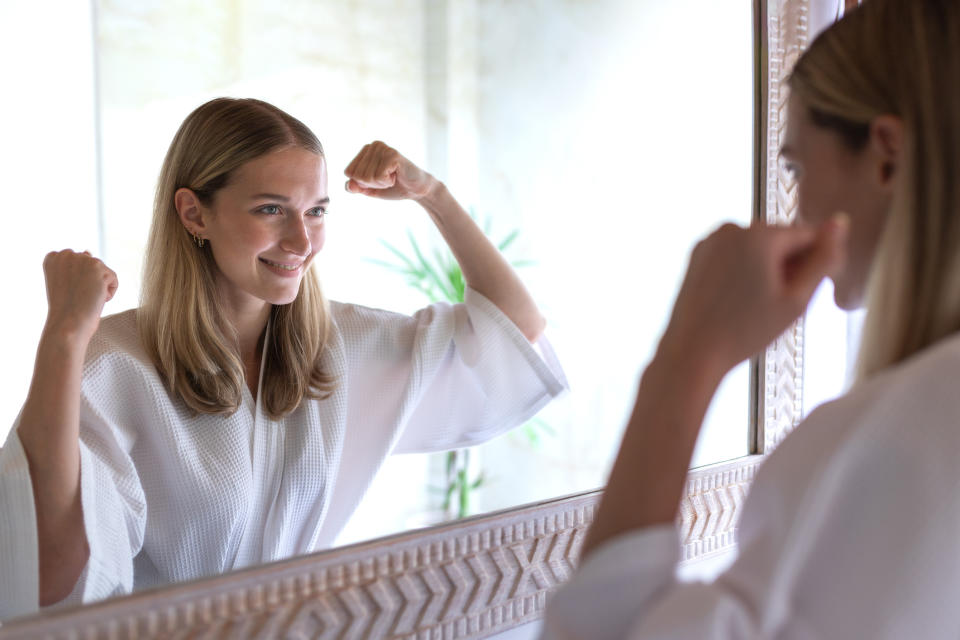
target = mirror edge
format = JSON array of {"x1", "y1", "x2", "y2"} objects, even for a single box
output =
[{"x1": 0, "y1": 457, "x2": 766, "y2": 640}]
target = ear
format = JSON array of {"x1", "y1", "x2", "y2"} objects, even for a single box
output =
[
  {"x1": 174, "y1": 188, "x2": 209, "y2": 239},
  {"x1": 869, "y1": 114, "x2": 905, "y2": 191}
]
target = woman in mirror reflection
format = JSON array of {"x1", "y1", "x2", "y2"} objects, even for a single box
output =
[
  {"x1": 542, "y1": 0, "x2": 960, "y2": 637},
  {"x1": 0, "y1": 99, "x2": 567, "y2": 618}
]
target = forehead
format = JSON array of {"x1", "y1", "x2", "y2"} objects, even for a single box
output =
[{"x1": 231, "y1": 147, "x2": 327, "y2": 190}]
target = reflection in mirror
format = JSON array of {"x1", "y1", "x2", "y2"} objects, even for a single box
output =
[{"x1": 0, "y1": 0, "x2": 751, "y2": 621}]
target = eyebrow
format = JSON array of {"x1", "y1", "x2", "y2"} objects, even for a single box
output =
[{"x1": 251, "y1": 193, "x2": 330, "y2": 205}]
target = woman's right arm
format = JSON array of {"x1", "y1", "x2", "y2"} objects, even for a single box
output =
[{"x1": 16, "y1": 250, "x2": 117, "y2": 605}]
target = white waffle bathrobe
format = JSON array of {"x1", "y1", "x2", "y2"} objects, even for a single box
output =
[
  {"x1": 0, "y1": 288, "x2": 567, "y2": 619},
  {"x1": 540, "y1": 332, "x2": 960, "y2": 639}
]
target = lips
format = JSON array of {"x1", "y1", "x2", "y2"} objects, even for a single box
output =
[{"x1": 259, "y1": 257, "x2": 302, "y2": 271}]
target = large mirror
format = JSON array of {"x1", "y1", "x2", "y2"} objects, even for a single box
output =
[{"x1": 0, "y1": 0, "x2": 755, "y2": 626}]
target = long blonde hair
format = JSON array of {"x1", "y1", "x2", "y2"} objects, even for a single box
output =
[
  {"x1": 789, "y1": 0, "x2": 960, "y2": 379},
  {"x1": 139, "y1": 98, "x2": 336, "y2": 419}
]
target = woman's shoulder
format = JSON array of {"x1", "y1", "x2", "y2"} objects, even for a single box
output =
[
  {"x1": 797, "y1": 331, "x2": 960, "y2": 475},
  {"x1": 844, "y1": 331, "x2": 960, "y2": 428},
  {"x1": 327, "y1": 298, "x2": 446, "y2": 333},
  {"x1": 328, "y1": 298, "x2": 431, "y2": 320},
  {"x1": 85, "y1": 308, "x2": 153, "y2": 374},
  {"x1": 743, "y1": 333, "x2": 960, "y2": 549}
]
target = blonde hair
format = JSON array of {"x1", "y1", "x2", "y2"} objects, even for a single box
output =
[
  {"x1": 139, "y1": 98, "x2": 336, "y2": 419},
  {"x1": 789, "y1": 0, "x2": 960, "y2": 379}
]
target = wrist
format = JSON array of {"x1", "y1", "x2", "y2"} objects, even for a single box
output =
[
  {"x1": 413, "y1": 176, "x2": 448, "y2": 209},
  {"x1": 40, "y1": 320, "x2": 95, "y2": 356},
  {"x1": 649, "y1": 332, "x2": 728, "y2": 406}
]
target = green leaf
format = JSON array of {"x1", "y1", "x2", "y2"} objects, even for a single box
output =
[
  {"x1": 497, "y1": 229, "x2": 520, "y2": 252},
  {"x1": 530, "y1": 417, "x2": 557, "y2": 437},
  {"x1": 433, "y1": 248, "x2": 456, "y2": 281},
  {"x1": 379, "y1": 239, "x2": 421, "y2": 272},
  {"x1": 451, "y1": 267, "x2": 466, "y2": 302},
  {"x1": 364, "y1": 257, "x2": 410, "y2": 274},
  {"x1": 457, "y1": 469, "x2": 470, "y2": 518},
  {"x1": 432, "y1": 250, "x2": 464, "y2": 303},
  {"x1": 408, "y1": 231, "x2": 457, "y2": 302},
  {"x1": 522, "y1": 424, "x2": 541, "y2": 447},
  {"x1": 443, "y1": 481, "x2": 456, "y2": 511},
  {"x1": 446, "y1": 450, "x2": 457, "y2": 475}
]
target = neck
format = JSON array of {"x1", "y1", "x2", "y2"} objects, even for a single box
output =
[{"x1": 221, "y1": 293, "x2": 272, "y2": 366}]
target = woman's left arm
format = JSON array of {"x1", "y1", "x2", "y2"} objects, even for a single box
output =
[{"x1": 344, "y1": 141, "x2": 546, "y2": 342}]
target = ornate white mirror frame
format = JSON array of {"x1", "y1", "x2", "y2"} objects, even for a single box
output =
[{"x1": 0, "y1": 1, "x2": 813, "y2": 638}]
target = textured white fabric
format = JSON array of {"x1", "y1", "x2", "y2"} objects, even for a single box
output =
[
  {"x1": 542, "y1": 333, "x2": 960, "y2": 640},
  {"x1": 0, "y1": 287, "x2": 566, "y2": 620}
]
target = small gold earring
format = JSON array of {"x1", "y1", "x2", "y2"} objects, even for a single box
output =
[{"x1": 193, "y1": 232, "x2": 205, "y2": 248}]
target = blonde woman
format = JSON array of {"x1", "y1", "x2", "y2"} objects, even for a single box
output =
[
  {"x1": 543, "y1": 0, "x2": 960, "y2": 637},
  {"x1": 0, "y1": 98, "x2": 566, "y2": 618}
]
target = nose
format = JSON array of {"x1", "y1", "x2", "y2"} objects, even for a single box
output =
[{"x1": 280, "y1": 216, "x2": 312, "y2": 257}]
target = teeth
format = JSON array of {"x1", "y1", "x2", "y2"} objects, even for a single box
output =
[{"x1": 262, "y1": 258, "x2": 300, "y2": 271}]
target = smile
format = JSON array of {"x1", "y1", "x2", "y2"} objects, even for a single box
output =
[{"x1": 259, "y1": 257, "x2": 304, "y2": 273}]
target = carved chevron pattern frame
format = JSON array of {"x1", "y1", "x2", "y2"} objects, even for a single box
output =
[
  {"x1": 762, "y1": 0, "x2": 811, "y2": 454},
  {"x1": 0, "y1": 2, "x2": 812, "y2": 638}
]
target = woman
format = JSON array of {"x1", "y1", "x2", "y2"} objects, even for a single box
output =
[
  {"x1": 0, "y1": 98, "x2": 566, "y2": 618},
  {"x1": 542, "y1": 1, "x2": 960, "y2": 637}
]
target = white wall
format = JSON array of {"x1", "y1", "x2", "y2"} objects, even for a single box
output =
[
  {"x1": 0, "y1": 1, "x2": 100, "y2": 438},
  {"x1": 467, "y1": 0, "x2": 754, "y2": 515}
]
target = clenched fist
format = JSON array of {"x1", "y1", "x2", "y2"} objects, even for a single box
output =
[
  {"x1": 659, "y1": 217, "x2": 848, "y2": 379},
  {"x1": 344, "y1": 141, "x2": 437, "y2": 201},
  {"x1": 42, "y1": 250, "x2": 118, "y2": 344}
]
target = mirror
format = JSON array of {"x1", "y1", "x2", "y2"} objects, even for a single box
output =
[{"x1": 0, "y1": 0, "x2": 753, "y2": 621}]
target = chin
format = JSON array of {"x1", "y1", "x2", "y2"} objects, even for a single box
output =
[
  {"x1": 831, "y1": 278, "x2": 865, "y2": 311},
  {"x1": 270, "y1": 292, "x2": 300, "y2": 306},
  {"x1": 262, "y1": 285, "x2": 302, "y2": 306}
]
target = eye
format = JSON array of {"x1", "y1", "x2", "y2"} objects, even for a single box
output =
[
  {"x1": 307, "y1": 207, "x2": 327, "y2": 219},
  {"x1": 258, "y1": 204, "x2": 282, "y2": 215},
  {"x1": 783, "y1": 161, "x2": 801, "y2": 179}
]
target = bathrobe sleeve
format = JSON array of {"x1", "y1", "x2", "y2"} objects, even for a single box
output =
[
  {"x1": 301, "y1": 287, "x2": 569, "y2": 550},
  {"x1": 0, "y1": 349, "x2": 148, "y2": 620},
  {"x1": 337, "y1": 286, "x2": 567, "y2": 455}
]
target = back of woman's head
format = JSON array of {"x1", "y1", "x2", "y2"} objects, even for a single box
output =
[
  {"x1": 789, "y1": 0, "x2": 960, "y2": 378},
  {"x1": 140, "y1": 98, "x2": 334, "y2": 419}
]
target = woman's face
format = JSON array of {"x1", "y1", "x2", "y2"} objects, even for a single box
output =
[
  {"x1": 201, "y1": 146, "x2": 328, "y2": 308},
  {"x1": 782, "y1": 95, "x2": 894, "y2": 310}
]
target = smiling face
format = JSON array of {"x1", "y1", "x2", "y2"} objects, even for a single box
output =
[
  {"x1": 196, "y1": 146, "x2": 329, "y2": 310},
  {"x1": 782, "y1": 95, "x2": 897, "y2": 310}
]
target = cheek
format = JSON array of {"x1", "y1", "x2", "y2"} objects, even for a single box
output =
[
  {"x1": 310, "y1": 225, "x2": 326, "y2": 253},
  {"x1": 848, "y1": 210, "x2": 887, "y2": 270},
  {"x1": 220, "y1": 220, "x2": 270, "y2": 252},
  {"x1": 795, "y1": 181, "x2": 822, "y2": 228},
  {"x1": 795, "y1": 182, "x2": 811, "y2": 225},
  {"x1": 796, "y1": 171, "x2": 845, "y2": 226}
]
